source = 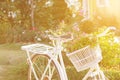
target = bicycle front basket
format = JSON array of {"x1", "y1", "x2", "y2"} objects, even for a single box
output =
[{"x1": 66, "y1": 45, "x2": 102, "y2": 72}]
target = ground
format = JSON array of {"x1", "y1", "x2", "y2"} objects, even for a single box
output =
[
  {"x1": 0, "y1": 44, "x2": 27, "y2": 80},
  {"x1": 0, "y1": 43, "x2": 119, "y2": 80}
]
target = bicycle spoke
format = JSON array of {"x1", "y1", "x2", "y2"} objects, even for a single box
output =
[{"x1": 28, "y1": 54, "x2": 61, "y2": 80}]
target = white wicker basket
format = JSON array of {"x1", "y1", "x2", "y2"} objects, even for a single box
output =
[{"x1": 67, "y1": 45, "x2": 102, "y2": 72}]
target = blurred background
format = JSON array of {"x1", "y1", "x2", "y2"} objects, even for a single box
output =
[{"x1": 0, "y1": 0, "x2": 120, "y2": 80}]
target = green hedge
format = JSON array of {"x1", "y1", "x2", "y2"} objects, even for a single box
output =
[{"x1": 64, "y1": 27, "x2": 120, "y2": 70}]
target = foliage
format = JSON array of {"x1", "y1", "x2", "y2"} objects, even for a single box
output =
[
  {"x1": 99, "y1": 34, "x2": 120, "y2": 68},
  {"x1": 0, "y1": 0, "x2": 120, "y2": 80},
  {"x1": 0, "y1": 0, "x2": 69, "y2": 43},
  {"x1": 104, "y1": 69, "x2": 120, "y2": 80},
  {"x1": 0, "y1": 41, "x2": 119, "y2": 80},
  {"x1": 63, "y1": 19, "x2": 99, "y2": 52},
  {"x1": 64, "y1": 34, "x2": 98, "y2": 52},
  {"x1": 64, "y1": 26, "x2": 120, "y2": 71},
  {"x1": 79, "y1": 20, "x2": 98, "y2": 34},
  {"x1": 7, "y1": 63, "x2": 28, "y2": 80}
]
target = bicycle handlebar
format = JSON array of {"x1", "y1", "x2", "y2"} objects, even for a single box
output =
[
  {"x1": 48, "y1": 33, "x2": 73, "y2": 43},
  {"x1": 46, "y1": 26, "x2": 116, "y2": 43},
  {"x1": 97, "y1": 26, "x2": 116, "y2": 38}
]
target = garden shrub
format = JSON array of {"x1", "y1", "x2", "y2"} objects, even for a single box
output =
[
  {"x1": 62, "y1": 26, "x2": 120, "y2": 80},
  {"x1": 99, "y1": 34, "x2": 120, "y2": 68},
  {"x1": 105, "y1": 69, "x2": 120, "y2": 80},
  {"x1": 64, "y1": 27, "x2": 120, "y2": 70}
]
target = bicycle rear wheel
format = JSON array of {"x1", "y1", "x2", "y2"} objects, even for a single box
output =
[{"x1": 28, "y1": 54, "x2": 61, "y2": 80}]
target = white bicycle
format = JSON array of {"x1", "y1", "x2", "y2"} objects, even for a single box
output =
[{"x1": 21, "y1": 27, "x2": 115, "y2": 80}]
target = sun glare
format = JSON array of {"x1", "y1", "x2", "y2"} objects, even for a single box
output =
[
  {"x1": 95, "y1": 0, "x2": 120, "y2": 25},
  {"x1": 108, "y1": 0, "x2": 120, "y2": 24},
  {"x1": 108, "y1": 0, "x2": 120, "y2": 17}
]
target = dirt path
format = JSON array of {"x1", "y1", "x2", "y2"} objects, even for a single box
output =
[
  {"x1": 0, "y1": 65, "x2": 10, "y2": 80},
  {"x1": 0, "y1": 47, "x2": 27, "y2": 80},
  {"x1": 0, "y1": 66, "x2": 4, "y2": 79}
]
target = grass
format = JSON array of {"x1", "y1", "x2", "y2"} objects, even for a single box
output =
[
  {"x1": 0, "y1": 43, "x2": 22, "y2": 50},
  {"x1": 0, "y1": 43, "x2": 120, "y2": 80},
  {"x1": 0, "y1": 43, "x2": 27, "y2": 80}
]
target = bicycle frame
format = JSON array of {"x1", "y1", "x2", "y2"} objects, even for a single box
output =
[
  {"x1": 22, "y1": 26, "x2": 115, "y2": 80},
  {"x1": 22, "y1": 43, "x2": 68, "y2": 80},
  {"x1": 52, "y1": 38, "x2": 68, "y2": 80}
]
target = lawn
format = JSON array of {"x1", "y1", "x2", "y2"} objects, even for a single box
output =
[
  {"x1": 0, "y1": 43, "x2": 120, "y2": 80},
  {"x1": 0, "y1": 43, "x2": 27, "y2": 80}
]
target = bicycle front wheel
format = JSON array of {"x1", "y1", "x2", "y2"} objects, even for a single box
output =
[{"x1": 28, "y1": 54, "x2": 61, "y2": 80}]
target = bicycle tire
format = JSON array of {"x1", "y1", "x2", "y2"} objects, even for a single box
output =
[{"x1": 28, "y1": 54, "x2": 61, "y2": 80}]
